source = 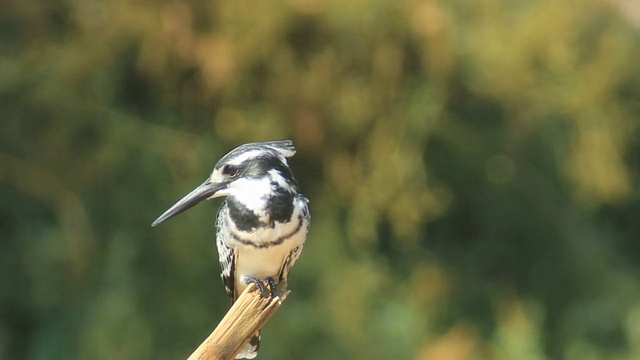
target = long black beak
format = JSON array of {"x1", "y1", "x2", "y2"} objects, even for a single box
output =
[{"x1": 151, "y1": 180, "x2": 226, "y2": 227}]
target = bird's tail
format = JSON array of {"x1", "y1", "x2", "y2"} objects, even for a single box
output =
[{"x1": 235, "y1": 331, "x2": 260, "y2": 359}]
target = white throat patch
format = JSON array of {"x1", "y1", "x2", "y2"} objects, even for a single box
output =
[{"x1": 228, "y1": 177, "x2": 272, "y2": 213}]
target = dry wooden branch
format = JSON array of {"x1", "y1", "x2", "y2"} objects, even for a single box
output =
[{"x1": 186, "y1": 283, "x2": 290, "y2": 360}]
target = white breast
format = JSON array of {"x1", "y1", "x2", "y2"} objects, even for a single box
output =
[{"x1": 228, "y1": 197, "x2": 309, "y2": 294}]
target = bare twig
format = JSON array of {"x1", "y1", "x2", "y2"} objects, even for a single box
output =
[{"x1": 186, "y1": 283, "x2": 290, "y2": 360}]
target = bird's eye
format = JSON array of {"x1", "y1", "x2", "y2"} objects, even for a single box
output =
[{"x1": 222, "y1": 164, "x2": 239, "y2": 177}]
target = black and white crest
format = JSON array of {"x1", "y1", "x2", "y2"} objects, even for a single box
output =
[{"x1": 215, "y1": 140, "x2": 296, "y2": 170}]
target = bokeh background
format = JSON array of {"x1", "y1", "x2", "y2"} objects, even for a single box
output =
[{"x1": 2, "y1": 0, "x2": 640, "y2": 359}]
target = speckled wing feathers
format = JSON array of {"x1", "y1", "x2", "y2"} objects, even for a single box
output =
[
  {"x1": 216, "y1": 202, "x2": 260, "y2": 359},
  {"x1": 215, "y1": 203, "x2": 235, "y2": 302},
  {"x1": 278, "y1": 195, "x2": 310, "y2": 282}
]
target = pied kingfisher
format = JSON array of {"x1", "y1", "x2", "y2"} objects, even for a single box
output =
[{"x1": 152, "y1": 140, "x2": 310, "y2": 359}]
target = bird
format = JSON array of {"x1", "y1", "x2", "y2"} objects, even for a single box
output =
[{"x1": 151, "y1": 140, "x2": 310, "y2": 359}]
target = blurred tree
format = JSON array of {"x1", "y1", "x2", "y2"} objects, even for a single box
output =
[{"x1": 1, "y1": 0, "x2": 639, "y2": 359}]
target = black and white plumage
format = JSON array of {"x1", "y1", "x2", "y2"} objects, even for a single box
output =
[{"x1": 152, "y1": 140, "x2": 310, "y2": 359}]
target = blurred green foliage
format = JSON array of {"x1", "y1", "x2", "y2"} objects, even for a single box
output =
[{"x1": 2, "y1": 0, "x2": 640, "y2": 359}]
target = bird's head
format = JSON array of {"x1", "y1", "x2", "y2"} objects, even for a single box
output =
[{"x1": 151, "y1": 140, "x2": 298, "y2": 227}]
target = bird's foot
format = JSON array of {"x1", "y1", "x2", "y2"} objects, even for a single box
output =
[
  {"x1": 244, "y1": 276, "x2": 276, "y2": 298},
  {"x1": 265, "y1": 277, "x2": 277, "y2": 295}
]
